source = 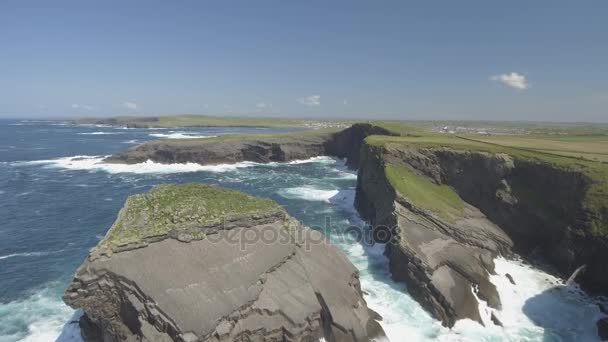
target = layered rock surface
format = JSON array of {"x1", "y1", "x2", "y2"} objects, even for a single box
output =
[
  {"x1": 355, "y1": 139, "x2": 608, "y2": 328},
  {"x1": 104, "y1": 123, "x2": 395, "y2": 167},
  {"x1": 64, "y1": 183, "x2": 384, "y2": 341},
  {"x1": 355, "y1": 144, "x2": 513, "y2": 326},
  {"x1": 103, "y1": 133, "x2": 331, "y2": 165}
]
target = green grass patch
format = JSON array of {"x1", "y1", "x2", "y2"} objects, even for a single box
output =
[
  {"x1": 100, "y1": 183, "x2": 280, "y2": 248},
  {"x1": 385, "y1": 162, "x2": 465, "y2": 222}
]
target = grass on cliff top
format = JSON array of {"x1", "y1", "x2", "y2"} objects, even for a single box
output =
[
  {"x1": 147, "y1": 127, "x2": 338, "y2": 144},
  {"x1": 366, "y1": 134, "x2": 608, "y2": 234},
  {"x1": 385, "y1": 162, "x2": 465, "y2": 222},
  {"x1": 100, "y1": 183, "x2": 280, "y2": 248}
]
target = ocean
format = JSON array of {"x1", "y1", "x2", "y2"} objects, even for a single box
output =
[{"x1": 0, "y1": 119, "x2": 604, "y2": 341}]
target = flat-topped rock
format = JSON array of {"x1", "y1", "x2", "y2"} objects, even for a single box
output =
[{"x1": 64, "y1": 183, "x2": 384, "y2": 341}]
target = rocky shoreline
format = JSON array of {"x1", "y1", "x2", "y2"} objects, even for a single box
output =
[{"x1": 66, "y1": 123, "x2": 608, "y2": 340}]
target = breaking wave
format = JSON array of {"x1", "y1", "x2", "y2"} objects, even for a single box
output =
[
  {"x1": 149, "y1": 132, "x2": 216, "y2": 139},
  {"x1": 77, "y1": 132, "x2": 122, "y2": 135},
  {"x1": 10, "y1": 155, "x2": 337, "y2": 175},
  {"x1": 277, "y1": 186, "x2": 339, "y2": 202}
]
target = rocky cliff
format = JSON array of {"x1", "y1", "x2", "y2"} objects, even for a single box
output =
[
  {"x1": 64, "y1": 184, "x2": 384, "y2": 342},
  {"x1": 355, "y1": 138, "x2": 608, "y2": 327},
  {"x1": 355, "y1": 143, "x2": 513, "y2": 326},
  {"x1": 104, "y1": 133, "x2": 331, "y2": 165},
  {"x1": 101, "y1": 123, "x2": 608, "y2": 332},
  {"x1": 104, "y1": 123, "x2": 396, "y2": 167}
]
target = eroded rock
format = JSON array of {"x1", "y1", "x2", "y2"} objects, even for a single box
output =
[{"x1": 64, "y1": 184, "x2": 384, "y2": 341}]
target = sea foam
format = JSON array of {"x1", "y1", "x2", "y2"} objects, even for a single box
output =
[
  {"x1": 0, "y1": 287, "x2": 80, "y2": 342},
  {"x1": 12, "y1": 155, "x2": 336, "y2": 175},
  {"x1": 149, "y1": 132, "x2": 216, "y2": 139},
  {"x1": 77, "y1": 132, "x2": 123, "y2": 135},
  {"x1": 277, "y1": 186, "x2": 339, "y2": 202},
  {"x1": 324, "y1": 172, "x2": 606, "y2": 341}
]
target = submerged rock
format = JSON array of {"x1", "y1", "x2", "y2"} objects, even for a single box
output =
[{"x1": 64, "y1": 183, "x2": 384, "y2": 341}]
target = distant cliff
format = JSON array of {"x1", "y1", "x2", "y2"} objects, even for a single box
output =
[
  {"x1": 64, "y1": 184, "x2": 384, "y2": 341},
  {"x1": 103, "y1": 123, "x2": 395, "y2": 167}
]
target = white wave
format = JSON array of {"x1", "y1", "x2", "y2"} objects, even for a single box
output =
[
  {"x1": 0, "y1": 250, "x2": 65, "y2": 261},
  {"x1": 277, "y1": 186, "x2": 339, "y2": 202},
  {"x1": 0, "y1": 287, "x2": 79, "y2": 342},
  {"x1": 122, "y1": 139, "x2": 140, "y2": 144},
  {"x1": 149, "y1": 132, "x2": 216, "y2": 139},
  {"x1": 286, "y1": 156, "x2": 335, "y2": 164},
  {"x1": 487, "y1": 256, "x2": 603, "y2": 341},
  {"x1": 77, "y1": 132, "x2": 122, "y2": 135},
  {"x1": 12, "y1": 155, "x2": 338, "y2": 175},
  {"x1": 12, "y1": 155, "x2": 261, "y2": 174},
  {"x1": 325, "y1": 190, "x2": 607, "y2": 341}
]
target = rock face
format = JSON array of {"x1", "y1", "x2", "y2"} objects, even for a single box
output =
[
  {"x1": 102, "y1": 123, "x2": 608, "y2": 332},
  {"x1": 64, "y1": 184, "x2": 384, "y2": 341},
  {"x1": 105, "y1": 123, "x2": 396, "y2": 168},
  {"x1": 355, "y1": 144, "x2": 513, "y2": 327},
  {"x1": 355, "y1": 141, "x2": 608, "y2": 327},
  {"x1": 104, "y1": 134, "x2": 331, "y2": 165}
]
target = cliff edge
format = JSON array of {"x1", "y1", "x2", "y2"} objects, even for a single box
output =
[{"x1": 64, "y1": 183, "x2": 384, "y2": 341}]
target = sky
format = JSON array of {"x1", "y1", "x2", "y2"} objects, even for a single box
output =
[{"x1": 1, "y1": 0, "x2": 607, "y2": 122}]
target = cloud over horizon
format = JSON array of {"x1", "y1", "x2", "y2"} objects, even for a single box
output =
[
  {"x1": 256, "y1": 102, "x2": 272, "y2": 109},
  {"x1": 297, "y1": 95, "x2": 321, "y2": 106},
  {"x1": 71, "y1": 104, "x2": 94, "y2": 111},
  {"x1": 491, "y1": 72, "x2": 529, "y2": 90},
  {"x1": 122, "y1": 102, "x2": 139, "y2": 110}
]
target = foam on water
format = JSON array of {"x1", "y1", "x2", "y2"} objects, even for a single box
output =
[
  {"x1": 77, "y1": 132, "x2": 122, "y2": 135},
  {"x1": 12, "y1": 155, "x2": 339, "y2": 175},
  {"x1": 0, "y1": 287, "x2": 79, "y2": 342},
  {"x1": 277, "y1": 186, "x2": 339, "y2": 202},
  {"x1": 306, "y1": 178, "x2": 606, "y2": 341},
  {"x1": 0, "y1": 250, "x2": 62, "y2": 261},
  {"x1": 149, "y1": 132, "x2": 216, "y2": 139},
  {"x1": 286, "y1": 156, "x2": 336, "y2": 165},
  {"x1": 13, "y1": 155, "x2": 260, "y2": 174}
]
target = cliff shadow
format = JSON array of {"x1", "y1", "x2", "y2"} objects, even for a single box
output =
[{"x1": 522, "y1": 284, "x2": 603, "y2": 341}]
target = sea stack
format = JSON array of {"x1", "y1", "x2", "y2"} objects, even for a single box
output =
[{"x1": 64, "y1": 183, "x2": 384, "y2": 341}]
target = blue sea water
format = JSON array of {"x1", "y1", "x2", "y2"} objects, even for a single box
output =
[{"x1": 0, "y1": 119, "x2": 604, "y2": 341}]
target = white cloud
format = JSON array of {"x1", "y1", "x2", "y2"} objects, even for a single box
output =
[
  {"x1": 343, "y1": 99, "x2": 348, "y2": 105},
  {"x1": 491, "y1": 72, "x2": 529, "y2": 90},
  {"x1": 256, "y1": 102, "x2": 272, "y2": 109},
  {"x1": 72, "y1": 103, "x2": 94, "y2": 111},
  {"x1": 122, "y1": 102, "x2": 138, "y2": 110},
  {"x1": 297, "y1": 95, "x2": 321, "y2": 106}
]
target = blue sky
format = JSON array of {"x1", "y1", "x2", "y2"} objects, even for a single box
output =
[{"x1": 1, "y1": 1, "x2": 607, "y2": 122}]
